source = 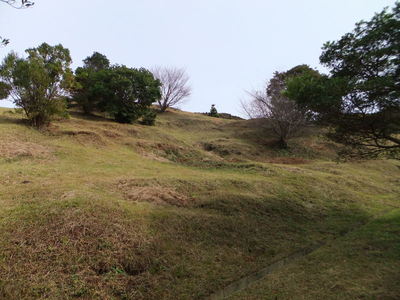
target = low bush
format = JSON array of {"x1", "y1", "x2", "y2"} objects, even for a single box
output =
[{"x1": 140, "y1": 109, "x2": 157, "y2": 126}]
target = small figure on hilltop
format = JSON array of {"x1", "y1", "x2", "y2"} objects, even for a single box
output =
[{"x1": 209, "y1": 104, "x2": 219, "y2": 118}]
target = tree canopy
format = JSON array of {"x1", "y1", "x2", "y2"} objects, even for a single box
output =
[
  {"x1": 0, "y1": 43, "x2": 74, "y2": 127},
  {"x1": 73, "y1": 52, "x2": 111, "y2": 114},
  {"x1": 286, "y1": 3, "x2": 400, "y2": 158},
  {"x1": 103, "y1": 66, "x2": 161, "y2": 123},
  {"x1": 73, "y1": 53, "x2": 161, "y2": 124},
  {"x1": 82, "y1": 52, "x2": 110, "y2": 72}
]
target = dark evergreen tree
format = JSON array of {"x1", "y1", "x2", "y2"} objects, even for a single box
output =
[
  {"x1": 73, "y1": 52, "x2": 111, "y2": 114},
  {"x1": 209, "y1": 104, "x2": 219, "y2": 117},
  {"x1": 286, "y1": 3, "x2": 400, "y2": 157},
  {"x1": 101, "y1": 66, "x2": 161, "y2": 124}
]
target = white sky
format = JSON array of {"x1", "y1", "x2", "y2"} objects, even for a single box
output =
[{"x1": 0, "y1": 0, "x2": 396, "y2": 114}]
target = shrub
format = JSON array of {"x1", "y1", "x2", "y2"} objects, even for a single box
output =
[{"x1": 140, "y1": 109, "x2": 157, "y2": 126}]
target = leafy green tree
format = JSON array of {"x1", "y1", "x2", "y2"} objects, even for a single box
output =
[
  {"x1": 73, "y1": 52, "x2": 111, "y2": 114},
  {"x1": 103, "y1": 66, "x2": 161, "y2": 123},
  {"x1": 209, "y1": 104, "x2": 218, "y2": 117},
  {"x1": 0, "y1": 43, "x2": 74, "y2": 127},
  {"x1": 286, "y1": 3, "x2": 400, "y2": 157},
  {"x1": 74, "y1": 53, "x2": 161, "y2": 123},
  {"x1": 285, "y1": 67, "x2": 342, "y2": 118}
]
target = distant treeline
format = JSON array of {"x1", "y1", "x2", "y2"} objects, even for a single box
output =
[{"x1": 0, "y1": 2, "x2": 398, "y2": 158}]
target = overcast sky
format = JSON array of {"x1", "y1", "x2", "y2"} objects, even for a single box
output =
[{"x1": 0, "y1": 0, "x2": 396, "y2": 114}]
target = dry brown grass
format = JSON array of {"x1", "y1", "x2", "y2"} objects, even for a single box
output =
[
  {"x1": 0, "y1": 140, "x2": 52, "y2": 159},
  {"x1": 0, "y1": 201, "x2": 162, "y2": 299},
  {"x1": 117, "y1": 179, "x2": 193, "y2": 207}
]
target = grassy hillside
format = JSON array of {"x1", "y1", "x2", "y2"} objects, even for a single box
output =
[
  {"x1": 0, "y1": 107, "x2": 399, "y2": 299},
  {"x1": 229, "y1": 209, "x2": 400, "y2": 299}
]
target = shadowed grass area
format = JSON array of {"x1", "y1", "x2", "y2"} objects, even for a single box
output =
[
  {"x1": 228, "y1": 209, "x2": 400, "y2": 300},
  {"x1": 0, "y1": 107, "x2": 399, "y2": 299}
]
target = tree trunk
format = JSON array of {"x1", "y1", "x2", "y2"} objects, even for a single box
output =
[
  {"x1": 278, "y1": 137, "x2": 288, "y2": 149},
  {"x1": 158, "y1": 100, "x2": 167, "y2": 112}
]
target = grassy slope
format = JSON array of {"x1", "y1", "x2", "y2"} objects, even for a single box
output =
[
  {"x1": 229, "y1": 209, "x2": 400, "y2": 300},
  {"x1": 0, "y1": 108, "x2": 399, "y2": 299}
]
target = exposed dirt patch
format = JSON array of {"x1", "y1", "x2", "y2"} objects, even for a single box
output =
[{"x1": 117, "y1": 179, "x2": 193, "y2": 207}]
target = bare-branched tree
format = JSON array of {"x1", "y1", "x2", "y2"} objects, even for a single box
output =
[
  {"x1": 151, "y1": 67, "x2": 191, "y2": 112},
  {"x1": 241, "y1": 71, "x2": 310, "y2": 148}
]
